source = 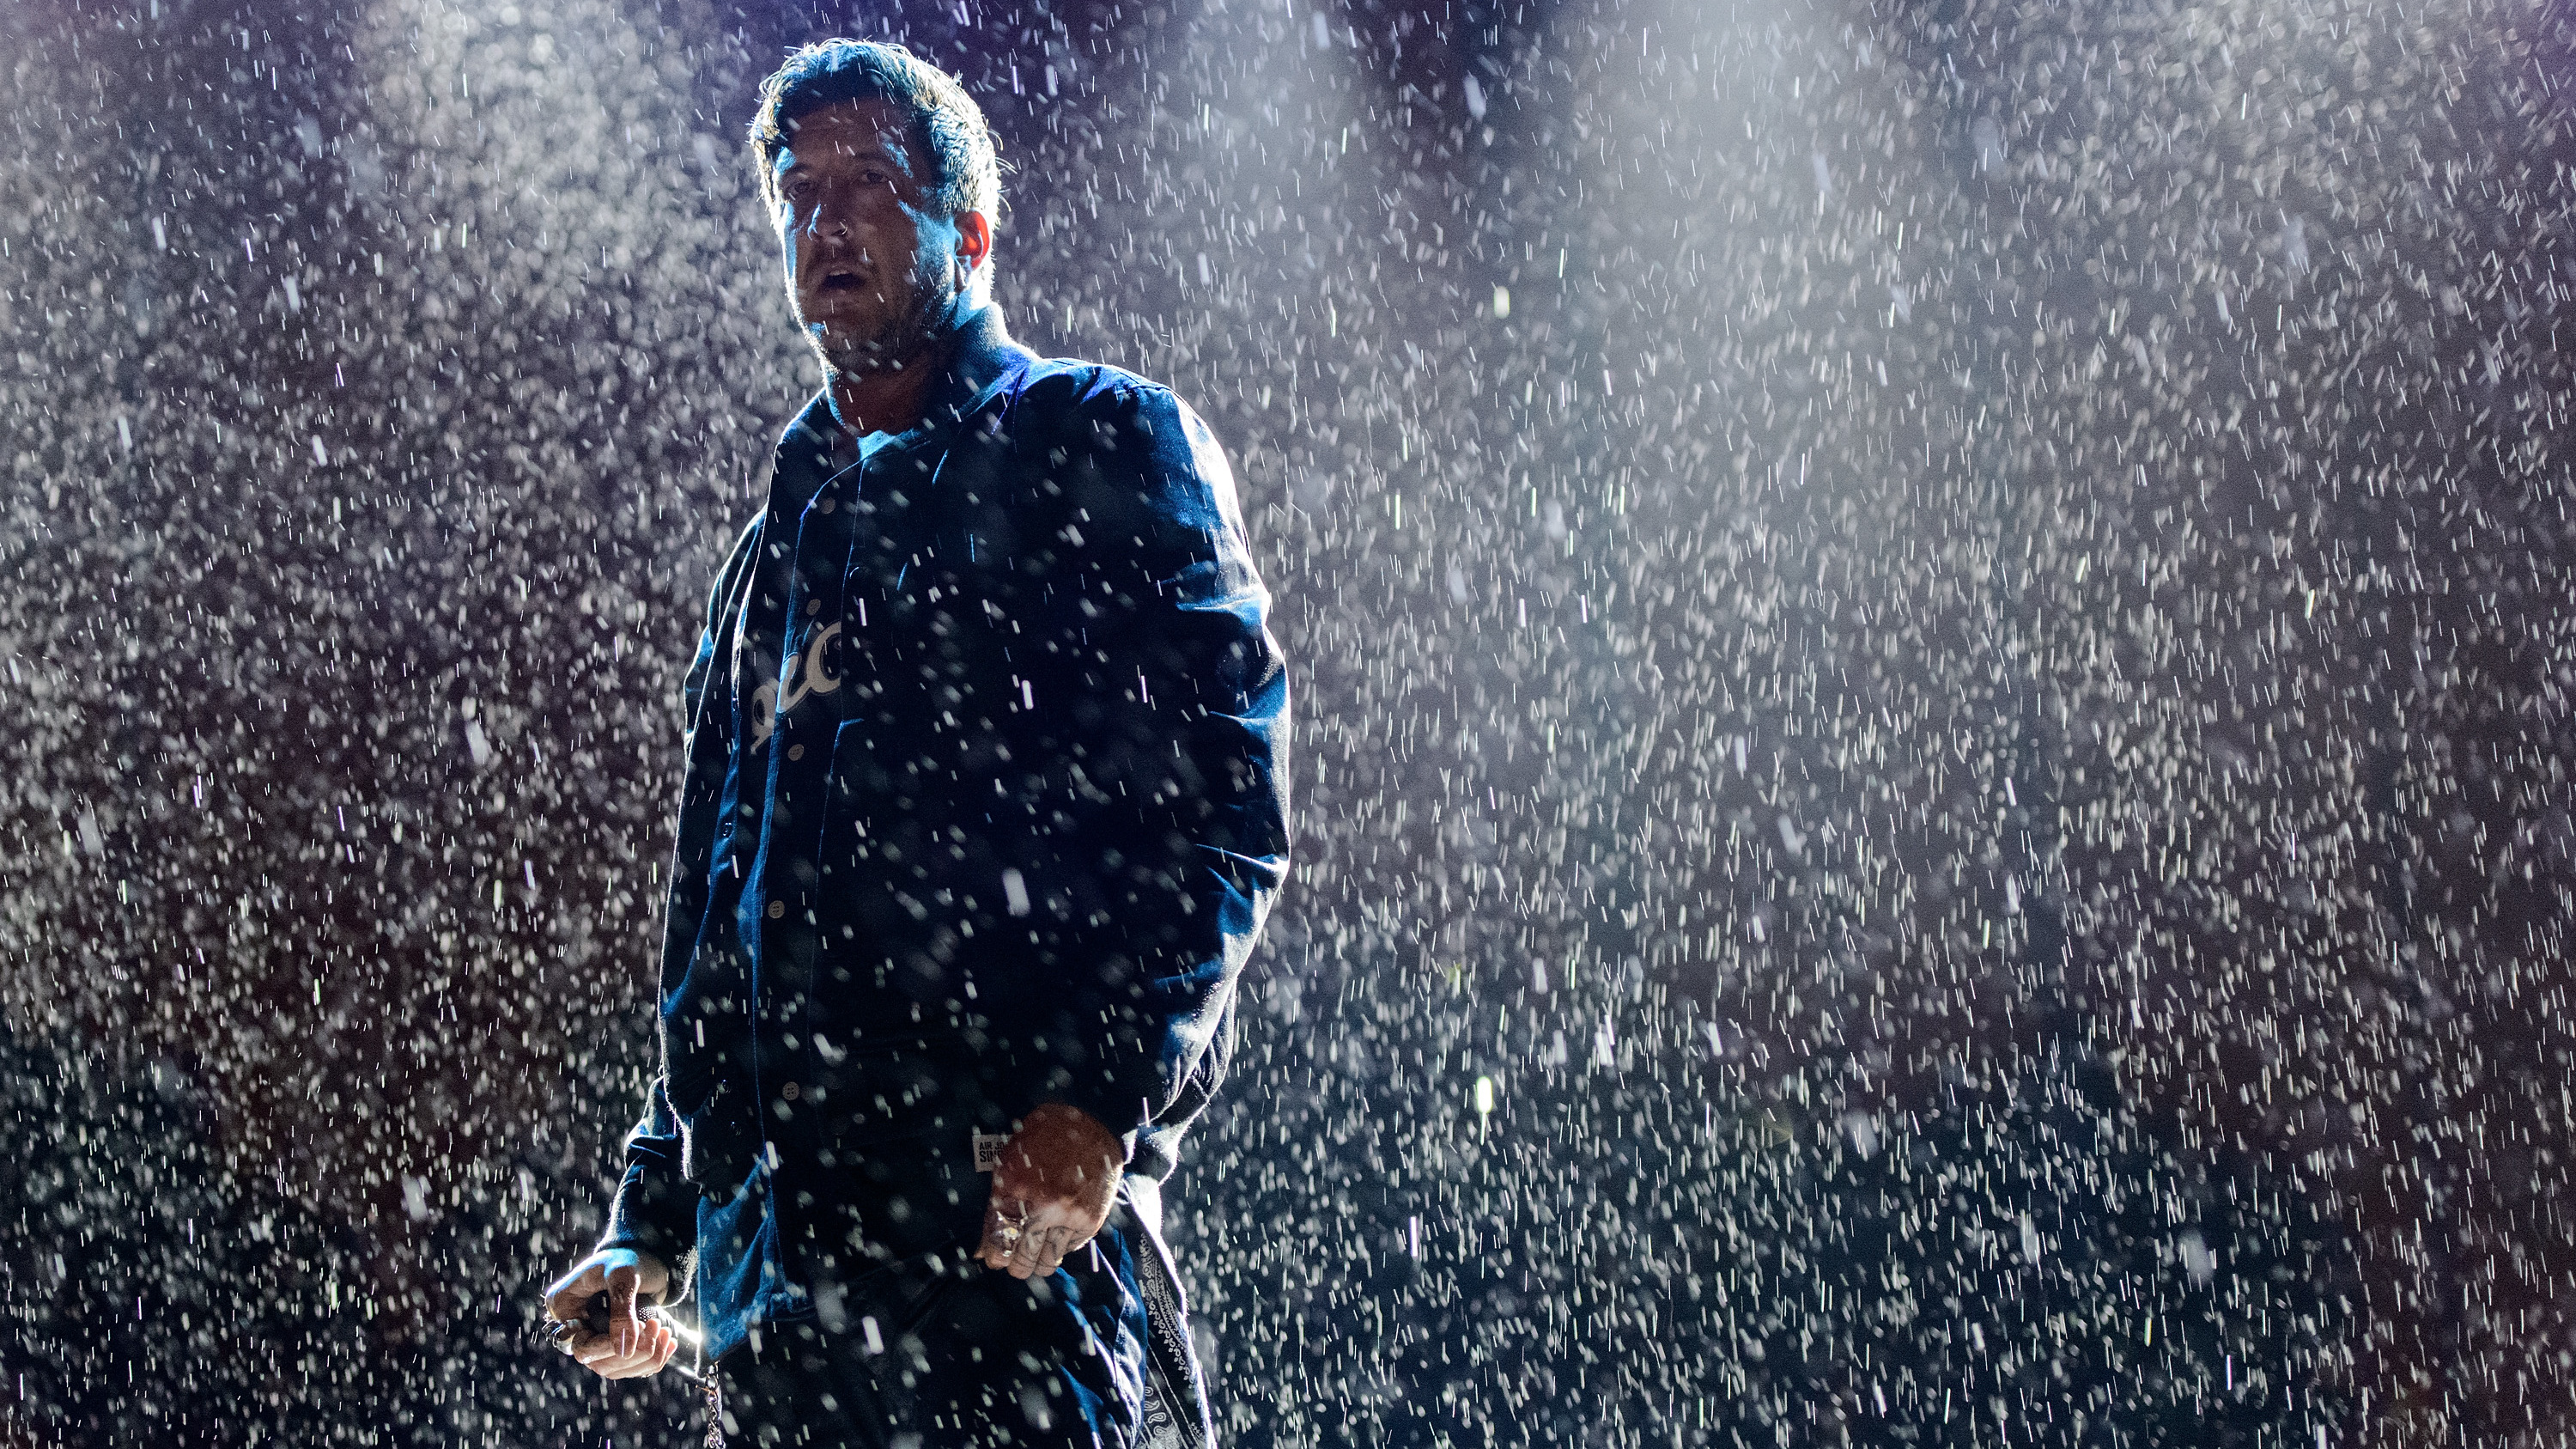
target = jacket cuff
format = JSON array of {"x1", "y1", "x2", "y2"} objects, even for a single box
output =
[
  {"x1": 596, "y1": 1160, "x2": 697, "y2": 1278},
  {"x1": 1048, "y1": 1055, "x2": 1157, "y2": 1166}
]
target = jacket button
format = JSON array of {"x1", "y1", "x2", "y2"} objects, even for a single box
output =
[
  {"x1": 767, "y1": 900, "x2": 787, "y2": 919},
  {"x1": 787, "y1": 743, "x2": 805, "y2": 761},
  {"x1": 781, "y1": 1081, "x2": 801, "y2": 1101}
]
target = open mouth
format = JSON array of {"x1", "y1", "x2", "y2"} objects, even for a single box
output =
[{"x1": 817, "y1": 270, "x2": 865, "y2": 293}]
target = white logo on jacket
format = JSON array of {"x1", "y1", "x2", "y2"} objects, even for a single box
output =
[{"x1": 742, "y1": 619, "x2": 842, "y2": 751}]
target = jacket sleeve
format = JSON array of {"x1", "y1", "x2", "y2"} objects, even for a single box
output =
[
  {"x1": 1027, "y1": 381, "x2": 1292, "y2": 1151},
  {"x1": 596, "y1": 518, "x2": 760, "y2": 1268},
  {"x1": 594, "y1": 1077, "x2": 697, "y2": 1274}
]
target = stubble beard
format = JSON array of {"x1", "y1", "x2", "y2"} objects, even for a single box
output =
[{"x1": 811, "y1": 254, "x2": 959, "y2": 382}]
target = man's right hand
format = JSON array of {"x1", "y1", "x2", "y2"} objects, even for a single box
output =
[{"x1": 543, "y1": 1248, "x2": 678, "y2": 1379}]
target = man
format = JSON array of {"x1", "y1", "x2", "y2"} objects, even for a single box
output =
[{"x1": 542, "y1": 40, "x2": 1290, "y2": 1449}]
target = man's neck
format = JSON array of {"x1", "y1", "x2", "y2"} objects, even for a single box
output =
[{"x1": 825, "y1": 323, "x2": 963, "y2": 441}]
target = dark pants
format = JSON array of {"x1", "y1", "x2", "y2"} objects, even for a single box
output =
[{"x1": 710, "y1": 1232, "x2": 1150, "y2": 1448}]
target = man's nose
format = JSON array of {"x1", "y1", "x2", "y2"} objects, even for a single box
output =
[{"x1": 803, "y1": 201, "x2": 851, "y2": 240}]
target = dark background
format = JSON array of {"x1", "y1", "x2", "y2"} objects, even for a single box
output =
[{"x1": 1, "y1": 0, "x2": 2571, "y2": 1444}]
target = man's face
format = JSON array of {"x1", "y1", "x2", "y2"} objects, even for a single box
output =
[{"x1": 772, "y1": 98, "x2": 975, "y2": 374}]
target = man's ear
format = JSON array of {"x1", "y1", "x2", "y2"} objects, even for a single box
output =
[{"x1": 955, "y1": 210, "x2": 993, "y2": 279}]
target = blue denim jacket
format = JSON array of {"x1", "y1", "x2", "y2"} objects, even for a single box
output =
[{"x1": 594, "y1": 306, "x2": 1291, "y2": 1360}]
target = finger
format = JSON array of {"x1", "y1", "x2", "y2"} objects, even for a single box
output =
[
  {"x1": 1034, "y1": 1223, "x2": 1077, "y2": 1277},
  {"x1": 1041, "y1": 1222, "x2": 1091, "y2": 1276},
  {"x1": 983, "y1": 1196, "x2": 1034, "y2": 1269},
  {"x1": 616, "y1": 1327, "x2": 671, "y2": 1380},
  {"x1": 1008, "y1": 1213, "x2": 1060, "y2": 1279},
  {"x1": 570, "y1": 1330, "x2": 631, "y2": 1373},
  {"x1": 637, "y1": 1323, "x2": 677, "y2": 1379},
  {"x1": 605, "y1": 1264, "x2": 641, "y2": 1356},
  {"x1": 1052, "y1": 1216, "x2": 1097, "y2": 1263},
  {"x1": 544, "y1": 1263, "x2": 604, "y2": 1321},
  {"x1": 999, "y1": 1229, "x2": 1041, "y2": 1274},
  {"x1": 607, "y1": 1331, "x2": 668, "y2": 1381},
  {"x1": 1005, "y1": 1214, "x2": 1043, "y2": 1277},
  {"x1": 574, "y1": 1326, "x2": 663, "y2": 1382},
  {"x1": 1005, "y1": 1216, "x2": 1046, "y2": 1273},
  {"x1": 976, "y1": 1202, "x2": 1012, "y2": 1268}
]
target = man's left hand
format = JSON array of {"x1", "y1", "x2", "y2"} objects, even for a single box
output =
[{"x1": 976, "y1": 1102, "x2": 1124, "y2": 1280}]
